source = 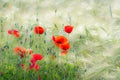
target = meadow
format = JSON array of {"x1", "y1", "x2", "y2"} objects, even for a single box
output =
[{"x1": 0, "y1": 0, "x2": 120, "y2": 80}]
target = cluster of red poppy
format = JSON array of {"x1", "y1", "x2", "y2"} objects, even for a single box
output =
[
  {"x1": 8, "y1": 29, "x2": 20, "y2": 38},
  {"x1": 8, "y1": 25, "x2": 73, "y2": 72},
  {"x1": 52, "y1": 35, "x2": 70, "y2": 55},
  {"x1": 8, "y1": 25, "x2": 73, "y2": 37},
  {"x1": 14, "y1": 46, "x2": 43, "y2": 71},
  {"x1": 30, "y1": 54, "x2": 43, "y2": 71},
  {"x1": 52, "y1": 25, "x2": 73, "y2": 55}
]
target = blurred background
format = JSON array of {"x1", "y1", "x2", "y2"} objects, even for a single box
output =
[
  {"x1": 0, "y1": 0, "x2": 120, "y2": 39},
  {"x1": 1, "y1": 0, "x2": 120, "y2": 80}
]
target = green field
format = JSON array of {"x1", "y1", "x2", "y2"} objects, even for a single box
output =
[{"x1": 0, "y1": 0, "x2": 120, "y2": 80}]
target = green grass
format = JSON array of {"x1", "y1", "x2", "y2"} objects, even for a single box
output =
[{"x1": 1, "y1": 0, "x2": 120, "y2": 80}]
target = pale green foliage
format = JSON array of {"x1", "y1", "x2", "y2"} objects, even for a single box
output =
[{"x1": 0, "y1": 0, "x2": 120, "y2": 80}]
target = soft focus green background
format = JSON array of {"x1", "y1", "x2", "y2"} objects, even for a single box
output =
[{"x1": 1, "y1": 0, "x2": 120, "y2": 80}]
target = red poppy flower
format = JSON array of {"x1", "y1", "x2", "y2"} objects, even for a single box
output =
[
  {"x1": 52, "y1": 36, "x2": 55, "y2": 42},
  {"x1": 60, "y1": 41, "x2": 70, "y2": 50},
  {"x1": 32, "y1": 54, "x2": 43, "y2": 61},
  {"x1": 52, "y1": 35, "x2": 68, "y2": 47},
  {"x1": 34, "y1": 26, "x2": 44, "y2": 34},
  {"x1": 30, "y1": 58, "x2": 37, "y2": 64},
  {"x1": 14, "y1": 32, "x2": 20, "y2": 38},
  {"x1": 30, "y1": 63, "x2": 40, "y2": 71},
  {"x1": 64, "y1": 25, "x2": 73, "y2": 33},
  {"x1": 8, "y1": 30, "x2": 13, "y2": 34},
  {"x1": 30, "y1": 63, "x2": 35, "y2": 69},
  {"x1": 14, "y1": 46, "x2": 21, "y2": 54},
  {"x1": 14, "y1": 46, "x2": 26, "y2": 54},
  {"x1": 14, "y1": 46, "x2": 26, "y2": 58},
  {"x1": 8, "y1": 29, "x2": 20, "y2": 38},
  {"x1": 13, "y1": 29, "x2": 19, "y2": 34},
  {"x1": 34, "y1": 64, "x2": 40, "y2": 71},
  {"x1": 13, "y1": 30, "x2": 20, "y2": 38}
]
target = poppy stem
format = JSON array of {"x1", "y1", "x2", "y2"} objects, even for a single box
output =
[
  {"x1": 68, "y1": 15, "x2": 72, "y2": 25},
  {"x1": 67, "y1": 34, "x2": 71, "y2": 43}
]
